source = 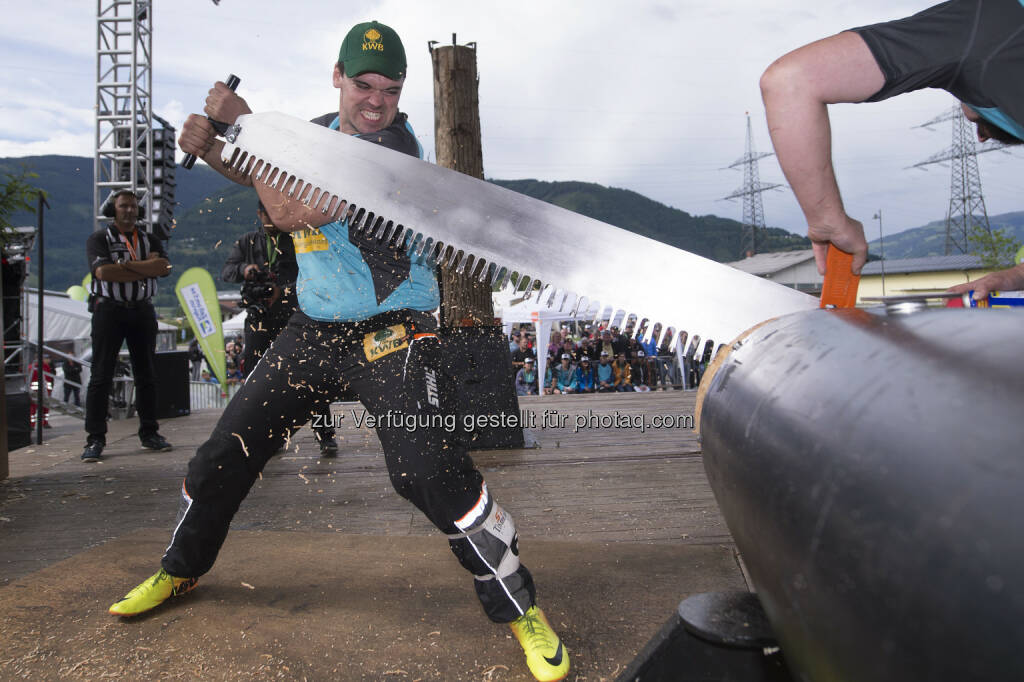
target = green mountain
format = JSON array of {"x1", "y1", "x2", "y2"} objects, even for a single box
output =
[
  {"x1": 489, "y1": 179, "x2": 810, "y2": 262},
  {"x1": 1, "y1": 155, "x2": 234, "y2": 301},
  {"x1": 3, "y1": 156, "x2": 812, "y2": 306},
  {"x1": 868, "y1": 212, "x2": 1024, "y2": 259}
]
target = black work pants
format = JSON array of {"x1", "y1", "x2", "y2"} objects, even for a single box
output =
[
  {"x1": 161, "y1": 310, "x2": 535, "y2": 623},
  {"x1": 242, "y1": 302, "x2": 334, "y2": 442},
  {"x1": 85, "y1": 299, "x2": 159, "y2": 443}
]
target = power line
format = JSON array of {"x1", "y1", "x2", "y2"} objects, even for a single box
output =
[
  {"x1": 908, "y1": 106, "x2": 1011, "y2": 254},
  {"x1": 721, "y1": 113, "x2": 781, "y2": 258}
]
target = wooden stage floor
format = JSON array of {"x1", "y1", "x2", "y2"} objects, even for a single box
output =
[{"x1": 0, "y1": 390, "x2": 746, "y2": 680}]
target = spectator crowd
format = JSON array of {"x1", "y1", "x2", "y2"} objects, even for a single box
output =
[{"x1": 509, "y1": 323, "x2": 709, "y2": 396}]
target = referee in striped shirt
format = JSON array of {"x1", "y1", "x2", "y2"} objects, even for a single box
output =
[{"x1": 82, "y1": 190, "x2": 174, "y2": 462}]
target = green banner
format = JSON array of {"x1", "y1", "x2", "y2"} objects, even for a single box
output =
[{"x1": 174, "y1": 267, "x2": 227, "y2": 388}]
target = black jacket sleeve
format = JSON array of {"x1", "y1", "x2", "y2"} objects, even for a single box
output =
[
  {"x1": 221, "y1": 236, "x2": 250, "y2": 283},
  {"x1": 86, "y1": 230, "x2": 112, "y2": 275}
]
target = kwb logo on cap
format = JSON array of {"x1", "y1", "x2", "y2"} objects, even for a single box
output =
[{"x1": 363, "y1": 28, "x2": 383, "y2": 52}]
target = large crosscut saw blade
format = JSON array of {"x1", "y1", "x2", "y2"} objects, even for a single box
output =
[{"x1": 221, "y1": 112, "x2": 817, "y2": 348}]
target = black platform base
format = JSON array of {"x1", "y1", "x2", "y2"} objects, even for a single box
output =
[
  {"x1": 616, "y1": 592, "x2": 794, "y2": 682},
  {"x1": 439, "y1": 326, "x2": 523, "y2": 451}
]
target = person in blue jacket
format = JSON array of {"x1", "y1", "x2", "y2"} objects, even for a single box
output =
[
  {"x1": 552, "y1": 353, "x2": 578, "y2": 394},
  {"x1": 575, "y1": 356, "x2": 595, "y2": 393},
  {"x1": 109, "y1": 20, "x2": 568, "y2": 682},
  {"x1": 595, "y1": 351, "x2": 615, "y2": 393}
]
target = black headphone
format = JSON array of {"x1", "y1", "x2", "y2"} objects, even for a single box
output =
[{"x1": 102, "y1": 191, "x2": 146, "y2": 219}]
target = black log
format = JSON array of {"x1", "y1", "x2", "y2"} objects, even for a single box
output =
[{"x1": 698, "y1": 308, "x2": 1024, "y2": 682}]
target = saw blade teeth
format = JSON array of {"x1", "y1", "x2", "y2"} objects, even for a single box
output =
[
  {"x1": 408, "y1": 232, "x2": 424, "y2": 258},
  {"x1": 378, "y1": 220, "x2": 394, "y2": 242},
  {"x1": 572, "y1": 296, "x2": 587, "y2": 318},
  {"x1": 457, "y1": 253, "x2": 473, "y2": 276},
  {"x1": 389, "y1": 224, "x2": 407, "y2": 248},
  {"x1": 435, "y1": 244, "x2": 451, "y2": 265},
  {"x1": 351, "y1": 207, "x2": 366, "y2": 234},
  {"x1": 473, "y1": 259, "x2": 489, "y2": 282},
  {"x1": 224, "y1": 146, "x2": 240, "y2": 170},
  {"x1": 365, "y1": 215, "x2": 381, "y2": 239},
  {"x1": 447, "y1": 249, "x2": 463, "y2": 269},
  {"x1": 422, "y1": 237, "x2": 437, "y2": 261},
  {"x1": 540, "y1": 285, "x2": 557, "y2": 309},
  {"x1": 487, "y1": 262, "x2": 503, "y2": 284},
  {"x1": 419, "y1": 235, "x2": 433, "y2": 260},
  {"x1": 270, "y1": 168, "x2": 285, "y2": 191}
]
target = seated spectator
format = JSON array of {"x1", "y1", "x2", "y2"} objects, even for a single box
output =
[
  {"x1": 561, "y1": 338, "x2": 579, "y2": 363},
  {"x1": 596, "y1": 351, "x2": 615, "y2": 392},
  {"x1": 638, "y1": 324, "x2": 662, "y2": 388},
  {"x1": 631, "y1": 350, "x2": 653, "y2": 392},
  {"x1": 575, "y1": 356, "x2": 595, "y2": 393},
  {"x1": 552, "y1": 353, "x2": 577, "y2": 394},
  {"x1": 598, "y1": 328, "x2": 627, "y2": 360},
  {"x1": 613, "y1": 352, "x2": 634, "y2": 392},
  {"x1": 543, "y1": 358, "x2": 556, "y2": 396},
  {"x1": 515, "y1": 357, "x2": 539, "y2": 396},
  {"x1": 578, "y1": 336, "x2": 598, "y2": 363},
  {"x1": 200, "y1": 369, "x2": 219, "y2": 384}
]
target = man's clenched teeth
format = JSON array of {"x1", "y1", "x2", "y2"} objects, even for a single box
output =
[{"x1": 362, "y1": 110, "x2": 382, "y2": 121}]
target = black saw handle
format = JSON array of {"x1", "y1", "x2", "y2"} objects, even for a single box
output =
[{"x1": 182, "y1": 73, "x2": 241, "y2": 170}]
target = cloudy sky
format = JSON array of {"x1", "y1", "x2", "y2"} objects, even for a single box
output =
[{"x1": 2, "y1": 0, "x2": 1021, "y2": 244}]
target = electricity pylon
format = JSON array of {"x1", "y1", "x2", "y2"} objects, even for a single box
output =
[
  {"x1": 722, "y1": 113, "x2": 781, "y2": 258},
  {"x1": 909, "y1": 106, "x2": 1008, "y2": 255}
]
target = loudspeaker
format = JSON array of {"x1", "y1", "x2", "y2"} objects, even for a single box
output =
[
  {"x1": 152, "y1": 350, "x2": 190, "y2": 419},
  {"x1": 5, "y1": 390, "x2": 31, "y2": 451},
  {"x1": 2, "y1": 260, "x2": 25, "y2": 376},
  {"x1": 439, "y1": 326, "x2": 524, "y2": 451}
]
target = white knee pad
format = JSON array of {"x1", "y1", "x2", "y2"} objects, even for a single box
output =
[{"x1": 452, "y1": 486, "x2": 521, "y2": 581}]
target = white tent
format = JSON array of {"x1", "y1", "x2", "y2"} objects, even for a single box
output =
[
  {"x1": 24, "y1": 291, "x2": 178, "y2": 343},
  {"x1": 223, "y1": 310, "x2": 247, "y2": 332},
  {"x1": 493, "y1": 288, "x2": 689, "y2": 388},
  {"x1": 493, "y1": 289, "x2": 618, "y2": 389}
]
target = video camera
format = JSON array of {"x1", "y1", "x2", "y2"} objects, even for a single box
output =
[{"x1": 239, "y1": 269, "x2": 278, "y2": 316}]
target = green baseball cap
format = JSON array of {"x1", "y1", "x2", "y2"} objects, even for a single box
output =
[{"x1": 338, "y1": 21, "x2": 407, "y2": 81}]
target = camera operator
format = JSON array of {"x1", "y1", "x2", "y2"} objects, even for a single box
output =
[{"x1": 222, "y1": 201, "x2": 338, "y2": 456}]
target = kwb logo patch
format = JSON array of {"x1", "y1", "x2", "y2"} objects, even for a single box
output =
[
  {"x1": 292, "y1": 228, "x2": 328, "y2": 254},
  {"x1": 363, "y1": 324, "x2": 408, "y2": 362}
]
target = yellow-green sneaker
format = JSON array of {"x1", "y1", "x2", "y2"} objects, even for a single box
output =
[
  {"x1": 108, "y1": 569, "x2": 197, "y2": 617},
  {"x1": 509, "y1": 605, "x2": 570, "y2": 682}
]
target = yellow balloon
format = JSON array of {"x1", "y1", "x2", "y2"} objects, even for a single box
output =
[{"x1": 66, "y1": 285, "x2": 88, "y2": 302}]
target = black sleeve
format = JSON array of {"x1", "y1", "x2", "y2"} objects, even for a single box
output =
[
  {"x1": 849, "y1": 0, "x2": 1017, "y2": 109},
  {"x1": 86, "y1": 230, "x2": 112, "y2": 275},
  {"x1": 221, "y1": 235, "x2": 252, "y2": 283},
  {"x1": 148, "y1": 235, "x2": 168, "y2": 260}
]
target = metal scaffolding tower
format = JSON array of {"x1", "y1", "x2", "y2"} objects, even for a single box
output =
[
  {"x1": 94, "y1": 0, "x2": 174, "y2": 239},
  {"x1": 722, "y1": 114, "x2": 781, "y2": 258},
  {"x1": 909, "y1": 106, "x2": 1007, "y2": 255}
]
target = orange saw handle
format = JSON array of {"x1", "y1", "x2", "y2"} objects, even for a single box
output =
[{"x1": 819, "y1": 246, "x2": 860, "y2": 309}]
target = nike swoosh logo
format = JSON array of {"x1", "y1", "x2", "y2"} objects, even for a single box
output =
[{"x1": 544, "y1": 641, "x2": 563, "y2": 667}]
